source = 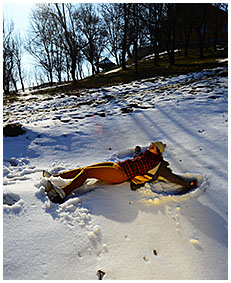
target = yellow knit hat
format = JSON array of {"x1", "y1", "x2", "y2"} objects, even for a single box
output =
[{"x1": 151, "y1": 141, "x2": 166, "y2": 154}]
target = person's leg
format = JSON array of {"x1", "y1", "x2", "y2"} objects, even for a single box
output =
[
  {"x1": 56, "y1": 162, "x2": 115, "y2": 179},
  {"x1": 62, "y1": 163, "x2": 128, "y2": 196},
  {"x1": 55, "y1": 168, "x2": 82, "y2": 179}
]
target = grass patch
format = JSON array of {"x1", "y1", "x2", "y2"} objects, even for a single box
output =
[
  {"x1": 52, "y1": 47, "x2": 227, "y2": 94},
  {"x1": 4, "y1": 45, "x2": 228, "y2": 101}
]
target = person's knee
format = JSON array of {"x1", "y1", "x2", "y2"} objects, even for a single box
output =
[{"x1": 81, "y1": 168, "x2": 92, "y2": 179}]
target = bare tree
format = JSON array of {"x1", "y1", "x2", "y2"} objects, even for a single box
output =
[
  {"x1": 101, "y1": 3, "x2": 123, "y2": 66},
  {"x1": 192, "y1": 3, "x2": 210, "y2": 58},
  {"x1": 161, "y1": 4, "x2": 180, "y2": 66},
  {"x1": 211, "y1": 3, "x2": 228, "y2": 51},
  {"x1": 3, "y1": 19, "x2": 15, "y2": 94},
  {"x1": 129, "y1": 4, "x2": 139, "y2": 73},
  {"x1": 26, "y1": 3, "x2": 83, "y2": 83},
  {"x1": 33, "y1": 66, "x2": 46, "y2": 86},
  {"x1": 176, "y1": 4, "x2": 194, "y2": 57},
  {"x1": 120, "y1": 3, "x2": 131, "y2": 70},
  {"x1": 13, "y1": 34, "x2": 25, "y2": 91},
  {"x1": 53, "y1": 3, "x2": 84, "y2": 81},
  {"x1": 138, "y1": 4, "x2": 164, "y2": 66},
  {"x1": 26, "y1": 4, "x2": 57, "y2": 83},
  {"x1": 78, "y1": 3, "x2": 106, "y2": 76}
]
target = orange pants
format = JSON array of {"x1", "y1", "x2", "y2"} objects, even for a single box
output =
[{"x1": 57, "y1": 162, "x2": 129, "y2": 196}]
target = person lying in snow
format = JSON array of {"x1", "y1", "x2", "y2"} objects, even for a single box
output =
[{"x1": 43, "y1": 141, "x2": 198, "y2": 204}]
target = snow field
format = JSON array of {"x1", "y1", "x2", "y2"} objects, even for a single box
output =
[{"x1": 3, "y1": 66, "x2": 228, "y2": 279}]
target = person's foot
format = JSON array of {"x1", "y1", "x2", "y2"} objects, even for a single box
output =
[
  {"x1": 43, "y1": 170, "x2": 52, "y2": 178},
  {"x1": 45, "y1": 180, "x2": 66, "y2": 204}
]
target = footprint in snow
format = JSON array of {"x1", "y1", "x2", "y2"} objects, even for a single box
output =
[
  {"x1": 3, "y1": 192, "x2": 25, "y2": 215},
  {"x1": 3, "y1": 192, "x2": 20, "y2": 206},
  {"x1": 190, "y1": 237, "x2": 203, "y2": 251}
]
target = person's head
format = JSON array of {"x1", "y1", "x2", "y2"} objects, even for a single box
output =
[{"x1": 148, "y1": 141, "x2": 166, "y2": 155}]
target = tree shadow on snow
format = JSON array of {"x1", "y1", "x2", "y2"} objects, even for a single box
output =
[
  {"x1": 4, "y1": 127, "x2": 80, "y2": 162},
  {"x1": 3, "y1": 128, "x2": 40, "y2": 160}
]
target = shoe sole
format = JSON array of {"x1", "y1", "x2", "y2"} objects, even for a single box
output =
[
  {"x1": 45, "y1": 180, "x2": 66, "y2": 199},
  {"x1": 45, "y1": 180, "x2": 57, "y2": 195},
  {"x1": 44, "y1": 180, "x2": 62, "y2": 203},
  {"x1": 43, "y1": 170, "x2": 52, "y2": 178}
]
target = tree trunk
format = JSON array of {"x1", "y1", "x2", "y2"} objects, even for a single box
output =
[
  {"x1": 18, "y1": 65, "x2": 25, "y2": 92},
  {"x1": 152, "y1": 41, "x2": 159, "y2": 66},
  {"x1": 134, "y1": 39, "x2": 138, "y2": 74},
  {"x1": 71, "y1": 54, "x2": 77, "y2": 81},
  {"x1": 214, "y1": 21, "x2": 218, "y2": 51},
  {"x1": 4, "y1": 81, "x2": 10, "y2": 95},
  {"x1": 121, "y1": 49, "x2": 127, "y2": 70},
  {"x1": 199, "y1": 35, "x2": 204, "y2": 58},
  {"x1": 168, "y1": 50, "x2": 175, "y2": 66},
  {"x1": 184, "y1": 44, "x2": 188, "y2": 57},
  {"x1": 11, "y1": 75, "x2": 18, "y2": 92},
  {"x1": 91, "y1": 62, "x2": 95, "y2": 76},
  {"x1": 121, "y1": 4, "x2": 128, "y2": 70}
]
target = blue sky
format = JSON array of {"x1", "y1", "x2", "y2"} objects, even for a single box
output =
[
  {"x1": 3, "y1": 3, "x2": 37, "y2": 86},
  {"x1": 3, "y1": 3, "x2": 36, "y2": 35}
]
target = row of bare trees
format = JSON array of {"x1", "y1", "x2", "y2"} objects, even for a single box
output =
[
  {"x1": 26, "y1": 3, "x2": 106, "y2": 83},
  {"x1": 3, "y1": 20, "x2": 25, "y2": 94},
  {"x1": 3, "y1": 3, "x2": 227, "y2": 94}
]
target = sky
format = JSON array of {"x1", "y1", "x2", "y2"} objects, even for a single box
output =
[{"x1": 3, "y1": 2, "x2": 35, "y2": 34}]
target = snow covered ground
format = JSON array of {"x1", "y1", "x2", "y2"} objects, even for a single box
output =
[{"x1": 3, "y1": 65, "x2": 228, "y2": 280}]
